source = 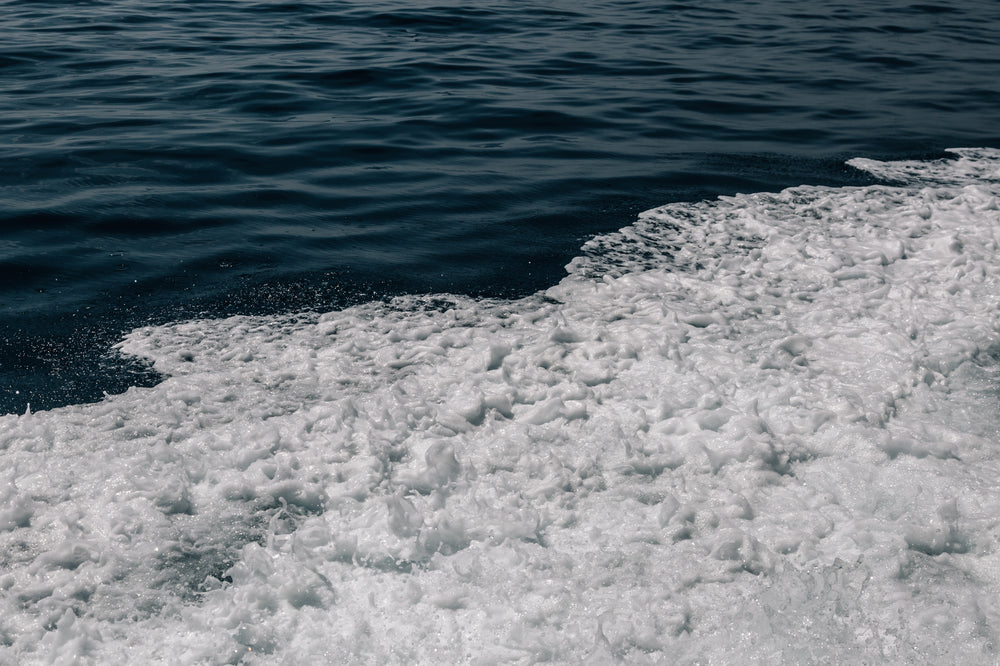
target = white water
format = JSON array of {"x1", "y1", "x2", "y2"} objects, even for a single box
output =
[{"x1": 3, "y1": 149, "x2": 1000, "y2": 664}]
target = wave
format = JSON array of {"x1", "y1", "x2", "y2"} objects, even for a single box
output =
[{"x1": 2, "y1": 149, "x2": 1000, "y2": 663}]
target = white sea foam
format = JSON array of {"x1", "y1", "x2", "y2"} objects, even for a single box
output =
[{"x1": 3, "y1": 149, "x2": 1000, "y2": 664}]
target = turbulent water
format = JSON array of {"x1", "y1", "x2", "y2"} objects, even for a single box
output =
[
  {"x1": 2, "y1": 0, "x2": 1000, "y2": 412},
  {"x1": 1, "y1": 149, "x2": 1000, "y2": 663}
]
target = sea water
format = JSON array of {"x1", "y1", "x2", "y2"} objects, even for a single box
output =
[
  {"x1": 2, "y1": 0, "x2": 1000, "y2": 413},
  {"x1": 2, "y1": 149, "x2": 1000, "y2": 663},
  {"x1": 3, "y1": 0, "x2": 1000, "y2": 663}
]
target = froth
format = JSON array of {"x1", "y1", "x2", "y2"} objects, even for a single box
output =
[{"x1": 2, "y1": 149, "x2": 1000, "y2": 663}]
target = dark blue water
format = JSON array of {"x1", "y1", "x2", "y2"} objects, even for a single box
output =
[{"x1": 2, "y1": 0, "x2": 999, "y2": 414}]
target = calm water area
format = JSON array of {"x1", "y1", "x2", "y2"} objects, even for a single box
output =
[{"x1": 1, "y1": 0, "x2": 999, "y2": 412}]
